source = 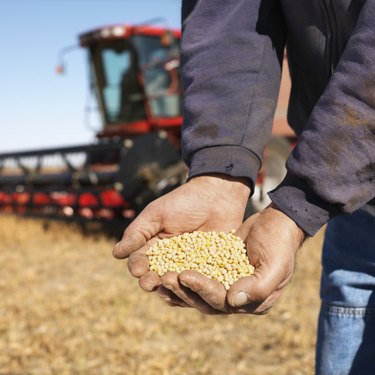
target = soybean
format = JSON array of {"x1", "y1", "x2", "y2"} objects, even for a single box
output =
[{"x1": 146, "y1": 230, "x2": 254, "y2": 290}]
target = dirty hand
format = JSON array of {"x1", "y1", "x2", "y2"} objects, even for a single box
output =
[
  {"x1": 113, "y1": 174, "x2": 250, "y2": 294},
  {"x1": 158, "y1": 204, "x2": 306, "y2": 314}
]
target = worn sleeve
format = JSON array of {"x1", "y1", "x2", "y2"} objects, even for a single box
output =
[
  {"x1": 181, "y1": 0, "x2": 287, "y2": 189},
  {"x1": 269, "y1": 0, "x2": 375, "y2": 236}
]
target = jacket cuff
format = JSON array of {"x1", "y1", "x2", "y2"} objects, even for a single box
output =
[
  {"x1": 187, "y1": 146, "x2": 260, "y2": 192},
  {"x1": 268, "y1": 174, "x2": 341, "y2": 236}
]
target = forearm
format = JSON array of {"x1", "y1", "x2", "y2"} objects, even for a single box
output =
[
  {"x1": 181, "y1": 0, "x2": 287, "y2": 189},
  {"x1": 270, "y1": 0, "x2": 375, "y2": 236}
]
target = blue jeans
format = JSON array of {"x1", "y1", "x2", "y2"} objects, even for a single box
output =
[{"x1": 316, "y1": 208, "x2": 375, "y2": 375}]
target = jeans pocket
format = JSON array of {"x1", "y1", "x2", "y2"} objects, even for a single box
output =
[{"x1": 316, "y1": 303, "x2": 375, "y2": 375}]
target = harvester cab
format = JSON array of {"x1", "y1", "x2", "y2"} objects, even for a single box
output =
[
  {"x1": 80, "y1": 24, "x2": 182, "y2": 139},
  {"x1": 0, "y1": 24, "x2": 186, "y2": 223}
]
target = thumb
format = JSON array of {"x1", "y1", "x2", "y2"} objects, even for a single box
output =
[
  {"x1": 226, "y1": 260, "x2": 288, "y2": 308},
  {"x1": 234, "y1": 213, "x2": 258, "y2": 241},
  {"x1": 113, "y1": 205, "x2": 162, "y2": 259}
]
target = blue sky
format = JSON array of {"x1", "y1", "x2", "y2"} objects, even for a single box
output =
[{"x1": 0, "y1": 0, "x2": 180, "y2": 152}]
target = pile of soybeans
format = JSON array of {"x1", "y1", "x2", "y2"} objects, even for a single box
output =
[{"x1": 147, "y1": 231, "x2": 255, "y2": 290}]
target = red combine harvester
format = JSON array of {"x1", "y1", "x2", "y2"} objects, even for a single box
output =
[{"x1": 0, "y1": 24, "x2": 295, "y2": 224}]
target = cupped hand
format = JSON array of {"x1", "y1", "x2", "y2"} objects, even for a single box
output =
[
  {"x1": 113, "y1": 174, "x2": 250, "y2": 293},
  {"x1": 157, "y1": 204, "x2": 306, "y2": 314}
]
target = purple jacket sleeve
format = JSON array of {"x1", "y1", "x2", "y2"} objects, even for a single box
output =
[
  {"x1": 181, "y1": 0, "x2": 287, "y2": 190},
  {"x1": 269, "y1": 0, "x2": 375, "y2": 236}
]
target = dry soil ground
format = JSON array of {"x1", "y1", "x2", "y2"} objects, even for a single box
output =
[{"x1": 0, "y1": 215, "x2": 324, "y2": 375}]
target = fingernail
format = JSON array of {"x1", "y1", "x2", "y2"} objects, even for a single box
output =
[{"x1": 233, "y1": 291, "x2": 248, "y2": 307}]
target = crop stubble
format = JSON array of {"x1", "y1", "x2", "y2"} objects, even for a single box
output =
[{"x1": 0, "y1": 215, "x2": 323, "y2": 375}]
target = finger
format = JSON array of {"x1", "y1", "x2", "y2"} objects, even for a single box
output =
[
  {"x1": 139, "y1": 271, "x2": 161, "y2": 292},
  {"x1": 161, "y1": 272, "x2": 222, "y2": 315},
  {"x1": 127, "y1": 251, "x2": 149, "y2": 278},
  {"x1": 178, "y1": 270, "x2": 228, "y2": 312},
  {"x1": 157, "y1": 286, "x2": 191, "y2": 308},
  {"x1": 126, "y1": 239, "x2": 159, "y2": 278},
  {"x1": 113, "y1": 204, "x2": 162, "y2": 259},
  {"x1": 113, "y1": 228, "x2": 146, "y2": 259}
]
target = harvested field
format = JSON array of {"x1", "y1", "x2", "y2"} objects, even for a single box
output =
[{"x1": 0, "y1": 215, "x2": 324, "y2": 375}]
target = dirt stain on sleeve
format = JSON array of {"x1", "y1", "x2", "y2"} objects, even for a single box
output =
[
  {"x1": 194, "y1": 123, "x2": 219, "y2": 138},
  {"x1": 340, "y1": 103, "x2": 370, "y2": 127}
]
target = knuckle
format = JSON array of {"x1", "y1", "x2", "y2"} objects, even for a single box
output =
[
  {"x1": 146, "y1": 200, "x2": 157, "y2": 210},
  {"x1": 127, "y1": 257, "x2": 136, "y2": 273},
  {"x1": 127, "y1": 254, "x2": 137, "y2": 270},
  {"x1": 161, "y1": 272, "x2": 178, "y2": 286},
  {"x1": 128, "y1": 255, "x2": 147, "y2": 277},
  {"x1": 122, "y1": 226, "x2": 134, "y2": 241},
  {"x1": 125, "y1": 235, "x2": 136, "y2": 249},
  {"x1": 139, "y1": 274, "x2": 157, "y2": 292},
  {"x1": 144, "y1": 200, "x2": 159, "y2": 214},
  {"x1": 210, "y1": 297, "x2": 223, "y2": 309}
]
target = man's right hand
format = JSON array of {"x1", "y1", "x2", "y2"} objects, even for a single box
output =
[{"x1": 113, "y1": 174, "x2": 250, "y2": 296}]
